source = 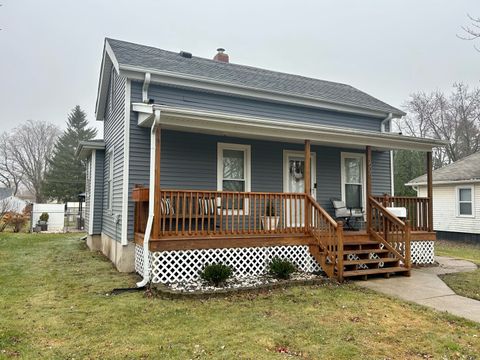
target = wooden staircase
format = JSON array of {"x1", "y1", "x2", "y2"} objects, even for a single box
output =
[
  {"x1": 306, "y1": 195, "x2": 412, "y2": 282},
  {"x1": 341, "y1": 238, "x2": 410, "y2": 279}
]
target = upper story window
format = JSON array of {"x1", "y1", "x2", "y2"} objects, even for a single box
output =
[
  {"x1": 341, "y1": 152, "x2": 366, "y2": 210},
  {"x1": 457, "y1": 186, "x2": 474, "y2": 217}
]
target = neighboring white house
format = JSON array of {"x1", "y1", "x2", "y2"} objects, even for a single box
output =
[
  {"x1": 407, "y1": 152, "x2": 480, "y2": 242},
  {"x1": 0, "y1": 188, "x2": 28, "y2": 214}
]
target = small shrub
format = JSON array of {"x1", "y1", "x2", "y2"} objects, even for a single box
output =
[
  {"x1": 268, "y1": 257, "x2": 296, "y2": 280},
  {"x1": 39, "y1": 212, "x2": 49, "y2": 222},
  {"x1": 199, "y1": 263, "x2": 233, "y2": 286}
]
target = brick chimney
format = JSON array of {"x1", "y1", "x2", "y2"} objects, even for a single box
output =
[{"x1": 213, "y1": 48, "x2": 229, "y2": 63}]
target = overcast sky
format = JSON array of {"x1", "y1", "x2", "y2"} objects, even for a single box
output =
[{"x1": 0, "y1": 0, "x2": 479, "y2": 137}]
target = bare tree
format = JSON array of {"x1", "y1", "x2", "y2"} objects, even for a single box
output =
[
  {"x1": 396, "y1": 83, "x2": 480, "y2": 168},
  {"x1": 0, "y1": 132, "x2": 23, "y2": 195},
  {"x1": 7, "y1": 120, "x2": 60, "y2": 203},
  {"x1": 458, "y1": 14, "x2": 480, "y2": 51}
]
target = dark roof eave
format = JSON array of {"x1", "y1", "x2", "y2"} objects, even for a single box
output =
[{"x1": 76, "y1": 140, "x2": 105, "y2": 158}]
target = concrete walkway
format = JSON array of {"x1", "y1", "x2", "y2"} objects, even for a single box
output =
[{"x1": 355, "y1": 256, "x2": 480, "y2": 323}]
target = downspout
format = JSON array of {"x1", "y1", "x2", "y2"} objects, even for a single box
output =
[
  {"x1": 136, "y1": 109, "x2": 161, "y2": 287},
  {"x1": 380, "y1": 112, "x2": 393, "y2": 133},
  {"x1": 142, "y1": 72, "x2": 151, "y2": 103},
  {"x1": 381, "y1": 113, "x2": 394, "y2": 194}
]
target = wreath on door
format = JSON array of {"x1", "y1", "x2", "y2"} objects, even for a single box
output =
[{"x1": 290, "y1": 161, "x2": 304, "y2": 181}]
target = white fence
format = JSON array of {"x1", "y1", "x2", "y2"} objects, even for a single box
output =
[{"x1": 31, "y1": 204, "x2": 65, "y2": 232}]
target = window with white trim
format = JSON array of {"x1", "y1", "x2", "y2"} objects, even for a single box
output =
[
  {"x1": 217, "y1": 143, "x2": 251, "y2": 192},
  {"x1": 217, "y1": 143, "x2": 251, "y2": 213},
  {"x1": 341, "y1": 152, "x2": 366, "y2": 210},
  {"x1": 107, "y1": 149, "x2": 114, "y2": 211},
  {"x1": 457, "y1": 186, "x2": 474, "y2": 217}
]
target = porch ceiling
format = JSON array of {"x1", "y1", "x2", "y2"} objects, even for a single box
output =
[{"x1": 133, "y1": 103, "x2": 446, "y2": 151}]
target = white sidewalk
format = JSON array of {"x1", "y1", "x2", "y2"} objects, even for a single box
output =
[{"x1": 355, "y1": 256, "x2": 480, "y2": 323}]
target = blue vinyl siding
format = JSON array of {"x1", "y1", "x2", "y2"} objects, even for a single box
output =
[
  {"x1": 131, "y1": 82, "x2": 384, "y2": 131},
  {"x1": 126, "y1": 128, "x2": 391, "y2": 239},
  {"x1": 92, "y1": 150, "x2": 104, "y2": 234},
  {"x1": 102, "y1": 69, "x2": 126, "y2": 241}
]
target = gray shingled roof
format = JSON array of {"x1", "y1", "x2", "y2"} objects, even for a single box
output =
[
  {"x1": 0, "y1": 188, "x2": 13, "y2": 201},
  {"x1": 106, "y1": 38, "x2": 405, "y2": 116},
  {"x1": 408, "y1": 151, "x2": 480, "y2": 185}
]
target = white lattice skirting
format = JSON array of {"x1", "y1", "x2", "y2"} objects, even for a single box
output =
[
  {"x1": 135, "y1": 244, "x2": 321, "y2": 284},
  {"x1": 411, "y1": 240, "x2": 435, "y2": 265},
  {"x1": 135, "y1": 240, "x2": 435, "y2": 284}
]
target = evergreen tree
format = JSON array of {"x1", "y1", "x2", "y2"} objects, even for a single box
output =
[
  {"x1": 393, "y1": 150, "x2": 425, "y2": 196},
  {"x1": 43, "y1": 106, "x2": 97, "y2": 202}
]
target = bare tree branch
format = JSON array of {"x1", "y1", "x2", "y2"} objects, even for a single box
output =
[
  {"x1": 458, "y1": 13, "x2": 480, "y2": 51},
  {"x1": 399, "y1": 83, "x2": 480, "y2": 168},
  {"x1": 7, "y1": 121, "x2": 60, "y2": 203}
]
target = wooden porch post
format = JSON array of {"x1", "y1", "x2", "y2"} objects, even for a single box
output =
[
  {"x1": 427, "y1": 151, "x2": 433, "y2": 232},
  {"x1": 152, "y1": 127, "x2": 161, "y2": 239},
  {"x1": 304, "y1": 140, "x2": 311, "y2": 231},
  {"x1": 366, "y1": 146, "x2": 372, "y2": 232},
  {"x1": 304, "y1": 140, "x2": 311, "y2": 195}
]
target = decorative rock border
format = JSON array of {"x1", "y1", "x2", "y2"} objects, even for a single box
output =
[{"x1": 149, "y1": 277, "x2": 332, "y2": 300}]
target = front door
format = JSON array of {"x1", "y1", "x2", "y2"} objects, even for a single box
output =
[{"x1": 283, "y1": 150, "x2": 316, "y2": 227}]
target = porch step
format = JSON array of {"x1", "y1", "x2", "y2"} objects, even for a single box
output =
[
  {"x1": 342, "y1": 249, "x2": 389, "y2": 256},
  {"x1": 343, "y1": 266, "x2": 410, "y2": 278},
  {"x1": 343, "y1": 239, "x2": 378, "y2": 245},
  {"x1": 343, "y1": 258, "x2": 398, "y2": 266}
]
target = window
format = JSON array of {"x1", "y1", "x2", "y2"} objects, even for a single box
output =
[
  {"x1": 457, "y1": 186, "x2": 474, "y2": 217},
  {"x1": 217, "y1": 143, "x2": 251, "y2": 214},
  {"x1": 107, "y1": 149, "x2": 114, "y2": 211},
  {"x1": 217, "y1": 143, "x2": 251, "y2": 192},
  {"x1": 341, "y1": 153, "x2": 366, "y2": 209}
]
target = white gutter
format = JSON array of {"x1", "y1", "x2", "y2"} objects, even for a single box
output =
[
  {"x1": 406, "y1": 179, "x2": 480, "y2": 187},
  {"x1": 136, "y1": 109, "x2": 161, "y2": 287},
  {"x1": 133, "y1": 104, "x2": 446, "y2": 151}
]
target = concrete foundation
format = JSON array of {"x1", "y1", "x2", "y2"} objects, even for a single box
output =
[
  {"x1": 86, "y1": 234, "x2": 102, "y2": 251},
  {"x1": 86, "y1": 233, "x2": 135, "y2": 272}
]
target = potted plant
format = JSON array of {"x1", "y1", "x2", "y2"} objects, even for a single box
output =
[
  {"x1": 261, "y1": 201, "x2": 280, "y2": 231},
  {"x1": 38, "y1": 212, "x2": 49, "y2": 231}
]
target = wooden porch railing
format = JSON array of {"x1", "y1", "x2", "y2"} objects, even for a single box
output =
[
  {"x1": 134, "y1": 188, "x2": 315, "y2": 237},
  {"x1": 306, "y1": 194, "x2": 344, "y2": 280},
  {"x1": 133, "y1": 188, "x2": 345, "y2": 279},
  {"x1": 368, "y1": 196, "x2": 411, "y2": 269},
  {"x1": 373, "y1": 195, "x2": 431, "y2": 232}
]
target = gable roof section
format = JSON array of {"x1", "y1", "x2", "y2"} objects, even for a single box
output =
[
  {"x1": 0, "y1": 188, "x2": 13, "y2": 201},
  {"x1": 407, "y1": 151, "x2": 480, "y2": 186},
  {"x1": 76, "y1": 139, "x2": 106, "y2": 159},
  {"x1": 96, "y1": 38, "x2": 405, "y2": 120}
]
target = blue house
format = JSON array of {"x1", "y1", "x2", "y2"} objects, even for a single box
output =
[{"x1": 78, "y1": 39, "x2": 442, "y2": 284}]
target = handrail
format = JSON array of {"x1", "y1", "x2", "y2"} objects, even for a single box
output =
[
  {"x1": 369, "y1": 197, "x2": 405, "y2": 227},
  {"x1": 306, "y1": 194, "x2": 338, "y2": 229},
  {"x1": 306, "y1": 194, "x2": 343, "y2": 280},
  {"x1": 368, "y1": 195, "x2": 410, "y2": 267}
]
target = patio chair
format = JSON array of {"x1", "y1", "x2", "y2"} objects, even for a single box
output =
[{"x1": 330, "y1": 199, "x2": 364, "y2": 231}]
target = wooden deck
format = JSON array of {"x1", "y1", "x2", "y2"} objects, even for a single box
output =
[
  {"x1": 135, "y1": 229, "x2": 436, "y2": 251},
  {"x1": 133, "y1": 185, "x2": 436, "y2": 281}
]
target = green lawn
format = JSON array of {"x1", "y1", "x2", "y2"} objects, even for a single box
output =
[
  {"x1": 437, "y1": 239, "x2": 480, "y2": 301},
  {"x1": 0, "y1": 234, "x2": 479, "y2": 359}
]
